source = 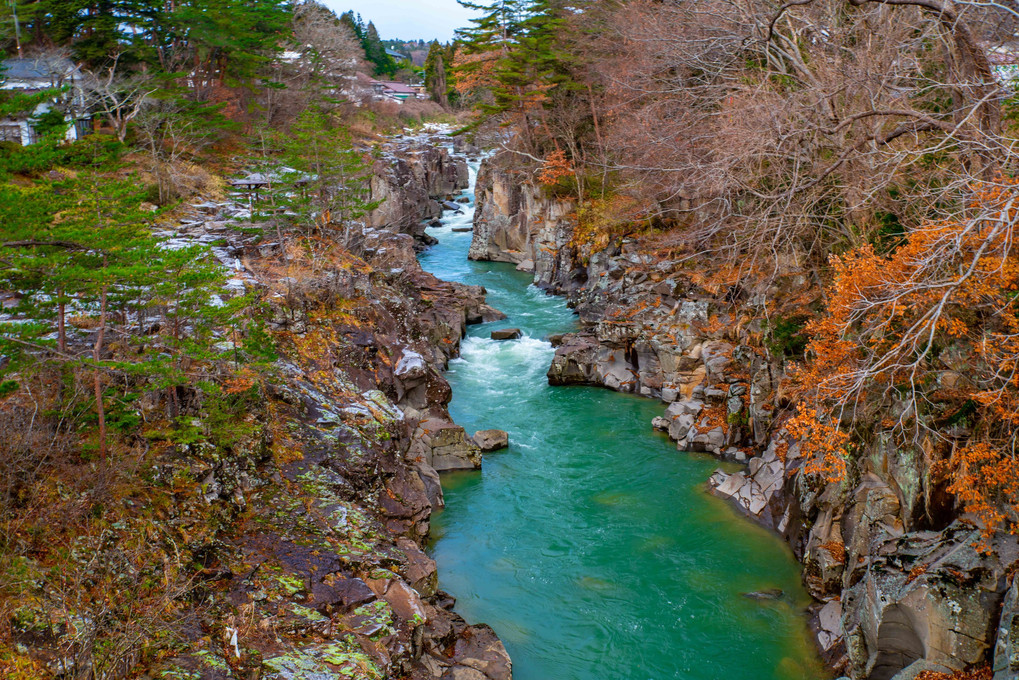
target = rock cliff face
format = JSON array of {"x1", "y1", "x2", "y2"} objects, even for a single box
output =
[
  {"x1": 469, "y1": 161, "x2": 579, "y2": 288},
  {"x1": 367, "y1": 134, "x2": 470, "y2": 242},
  {"x1": 470, "y1": 151, "x2": 1019, "y2": 680}
]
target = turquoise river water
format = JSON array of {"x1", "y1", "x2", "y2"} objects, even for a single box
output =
[{"x1": 417, "y1": 160, "x2": 827, "y2": 680}]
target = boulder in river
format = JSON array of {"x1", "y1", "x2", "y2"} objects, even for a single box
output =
[
  {"x1": 452, "y1": 227, "x2": 473, "y2": 233},
  {"x1": 474, "y1": 429, "x2": 509, "y2": 452},
  {"x1": 742, "y1": 588, "x2": 784, "y2": 600},
  {"x1": 466, "y1": 304, "x2": 506, "y2": 325},
  {"x1": 491, "y1": 328, "x2": 522, "y2": 340},
  {"x1": 412, "y1": 418, "x2": 482, "y2": 472}
]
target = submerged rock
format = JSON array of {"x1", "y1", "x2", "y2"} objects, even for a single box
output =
[
  {"x1": 742, "y1": 588, "x2": 784, "y2": 600},
  {"x1": 491, "y1": 328, "x2": 522, "y2": 340}
]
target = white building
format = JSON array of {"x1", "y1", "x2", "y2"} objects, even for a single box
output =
[{"x1": 0, "y1": 56, "x2": 91, "y2": 146}]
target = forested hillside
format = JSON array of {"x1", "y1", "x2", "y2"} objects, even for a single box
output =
[
  {"x1": 5, "y1": 0, "x2": 1019, "y2": 678},
  {"x1": 0, "y1": 2, "x2": 500, "y2": 679},
  {"x1": 451, "y1": 1, "x2": 1019, "y2": 678},
  {"x1": 453, "y1": 0, "x2": 1019, "y2": 540}
]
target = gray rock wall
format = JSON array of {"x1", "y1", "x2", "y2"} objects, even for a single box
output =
[
  {"x1": 367, "y1": 135, "x2": 469, "y2": 240},
  {"x1": 469, "y1": 160, "x2": 579, "y2": 290},
  {"x1": 470, "y1": 151, "x2": 1019, "y2": 680}
]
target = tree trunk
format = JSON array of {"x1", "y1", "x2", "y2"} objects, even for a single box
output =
[{"x1": 93, "y1": 283, "x2": 108, "y2": 462}]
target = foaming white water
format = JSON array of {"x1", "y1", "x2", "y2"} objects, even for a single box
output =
[
  {"x1": 455, "y1": 335, "x2": 552, "y2": 367},
  {"x1": 449, "y1": 335, "x2": 553, "y2": 392},
  {"x1": 426, "y1": 162, "x2": 478, "y2": 234}
]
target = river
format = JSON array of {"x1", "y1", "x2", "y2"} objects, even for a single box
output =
[{"x1": 417, "y1": 159, "x2": 827, "y2": 680}]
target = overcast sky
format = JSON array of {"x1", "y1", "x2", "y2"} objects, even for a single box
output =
[{"x1": 321, "y1": 0, "x2": 479, "y2": 42}]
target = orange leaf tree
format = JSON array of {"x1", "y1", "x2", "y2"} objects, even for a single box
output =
[{"x1": 791, "y1": 178, "x2": 1019, "y2": 536}]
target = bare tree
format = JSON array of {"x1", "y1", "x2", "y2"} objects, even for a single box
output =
[
  {"x1": 81, "y1": 55, "x2": 157, "y2": 143},
  {"x1": 259, "y1": 1, "x2": 366, "y2": 127},
  {"x1": 584, "y1": 0, "x2": 1015, "y2": 277}
]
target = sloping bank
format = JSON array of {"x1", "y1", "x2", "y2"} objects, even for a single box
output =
[
  {"x1": 130, "y1": 133, "x2": 512, "y2": 680},
  {"x1": 467, "y1": 152, "x2": 1019, "y2": 680}
]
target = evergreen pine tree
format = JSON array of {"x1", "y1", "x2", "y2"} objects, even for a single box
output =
[{"x1": 424, "y1": 40, "x2": 450, "y2": 108}]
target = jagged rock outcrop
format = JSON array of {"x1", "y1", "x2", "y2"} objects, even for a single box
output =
[
  {"x1": 143, "y1": 136, "x2": 511, "y2": 680},
  {"x1": 839, "y1": 524, "x2": 1019, "y2": 679},
  {"x1": 993, "y1": 579, "x2": 1019, "y2": 679},
  {"x1": 367, "y1": 132, "x2": 470, "y2": 241},
  {"x1": 468, "y1": 160, "x2": 579, "y2": 289}
]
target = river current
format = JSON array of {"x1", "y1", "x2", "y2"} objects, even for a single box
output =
[{"x1": 418, "y1": 160, "x2": 827, "y2": 680}]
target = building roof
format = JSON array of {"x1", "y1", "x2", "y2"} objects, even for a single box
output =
[
  {"x1": 377, "y1": 80, "x2": 417, "y2": 95},
  {"x1": 385, "y1": 48, "x2": 409, "y2": 61},
  {"x1": 2, "y1": 57, "x2": 78, "y2": 82}
]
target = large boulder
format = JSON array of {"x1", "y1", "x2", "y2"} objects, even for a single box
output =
[
  {"x1": 411, "y1": 418, "x2": 483, "y2": 472},
  {"x1": 708, "y1": 438, "x2": 791, "y2": 530},
  {"x1": 394, "y1": 349, "x2": 453, "y2": 411},
  {"x1": 547, "y1": 333, "x2": 602, "y2": 385},
  {"x1": 473, "y1": 430, "x2": 509, "y2": 452}
]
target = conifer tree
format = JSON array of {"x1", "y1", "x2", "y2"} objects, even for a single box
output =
[
  {"x1": 455, "y1": 0, "x2": 527, "y2": 56},
  {"x1": 424, "y1": 40, "x2": 450, "y2": 108},
  {"x1": 0, "y1": 171, "x2": 247, "y2": 460},
  {"x1": 270, "y1": 108, "x2": 379, "y2": 246}
]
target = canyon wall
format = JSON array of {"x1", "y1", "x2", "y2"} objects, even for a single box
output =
[
  {"x1": 468, "y1": 154, "x2": 1019, "y2": 680},
  {"x1": 366, "y1": 136, "x2": 470, "y2": 243},
  {"x1": 9, "y1": 135, "x2": 511, "y2": 680}
]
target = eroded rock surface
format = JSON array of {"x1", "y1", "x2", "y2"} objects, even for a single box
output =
[
  {"x1": 367, "y1": 132, "x2": 470, "y2": 243},
  {"x1": 142, "y1": 134, "x2": 511, "y2": 680},
  {"x1": 469, "y1": 149, "x2": 1019, "y2": 680}
]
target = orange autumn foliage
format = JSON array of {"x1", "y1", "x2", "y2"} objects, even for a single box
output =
[
  {"x1": 537, "y1": 148, "x2": 573, "y2": 186},
  {"x1": 791, "y1": 178, "x2": 1019, "y2": 536},
  {"x1": 452, "y1": 50, "x2": 500, "y2": 95},
  {"x1": 786, "y1": 407, "x2": 850, "y2": 483}
]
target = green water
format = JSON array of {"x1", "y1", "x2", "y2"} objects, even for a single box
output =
[{"x1": 417, "y1": 162, "x2": 826, "y2": 680}]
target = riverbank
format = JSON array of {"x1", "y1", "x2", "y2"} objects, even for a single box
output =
[
  {"x1": 0, "y1": 129, "x2": 513, "y2": 680},
  {"x1": 465, "y1": 152, "x2": 1019, "y2": 680}
]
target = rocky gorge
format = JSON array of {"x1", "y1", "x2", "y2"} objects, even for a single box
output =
[
  {"x1": 179, "y1": 134, "x2": 516, "y2": 680},
  {"x1": 4, "y1": 131, "x2": 514, "y2": 680},
  {"x1": 466, "y1": 152, "x2": 1019, "y2": 680}
]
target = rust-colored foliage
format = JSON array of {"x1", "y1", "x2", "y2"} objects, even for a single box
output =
[
  {"x1": 786, "y1": 408, "x2": 850, "y2": 483},
  {"x1": 820, "y1": 540, "x2": 847, "y2": 563},
  {"x1": 537, "y1": 148, "x2": 573, "y2": 186},
  {"x1": 915, "y1": 665, "x2": 991, "y2": 680},
  {"x1": 452, "y1": 50, "x2": 499, "y2": 95},
  {"x1": 791, "y1": 178, "x2": 1019, "y2": 536},
  {"x1": 907, "y1": 562, "x2": 929, "y2": 583}
]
